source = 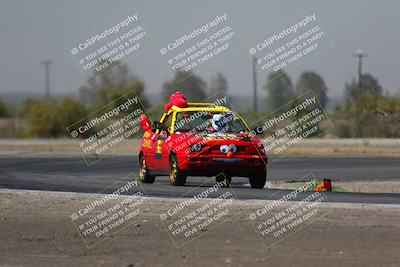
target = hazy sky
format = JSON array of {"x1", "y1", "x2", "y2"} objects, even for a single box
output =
[{"x1": 1, "y1": 0, "x2": 399, "y2": 98}]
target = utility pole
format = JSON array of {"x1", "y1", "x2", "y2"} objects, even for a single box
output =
[
  {"x1": 40, "y1": 60, "x2": 54, "y2": 99},
  {"x1": 352, "y1": 49, "x2": 367, "y2": 91},
  {"x1": 252, "y1": 56, "x2": 258, "y2": 113}
]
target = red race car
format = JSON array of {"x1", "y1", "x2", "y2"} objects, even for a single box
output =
[{"x1": 138, "y1": 99, "x2": 267, "y2": 188}]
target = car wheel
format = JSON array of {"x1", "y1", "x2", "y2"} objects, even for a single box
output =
[
  {"x1": 216, "y1": 174, "x2": 231, "y2": 186},
  {"x1": 169, "y1": 155, "x2": 186, "y2": 186},
  {"x1": 249, "y1": 171, "x2": 266, "y2": 189},
  {"x1": 139, "y1": 155, "x2": 155, "y2": 183}
]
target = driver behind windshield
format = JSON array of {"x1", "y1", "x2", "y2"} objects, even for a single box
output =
[{"x1": 174, "y1": 112, "x2": 246, "y2": 134}]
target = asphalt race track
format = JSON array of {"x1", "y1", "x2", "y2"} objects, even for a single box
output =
[{"x1": 0, "y1": 155, "x2": 400, "y2": 204}]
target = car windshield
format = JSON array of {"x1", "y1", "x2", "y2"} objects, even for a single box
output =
[{"x1": 174, "y1": 111, "x2": 247, "y2": 133}]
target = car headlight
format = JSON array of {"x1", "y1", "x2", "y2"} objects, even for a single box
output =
[{"x1": 189, "y1": 144, "x2": 203, "y2": 153}]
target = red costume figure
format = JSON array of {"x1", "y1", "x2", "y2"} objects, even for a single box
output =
[{"x1": 164, "y1": 91, "x2": 188, "y2": 111}]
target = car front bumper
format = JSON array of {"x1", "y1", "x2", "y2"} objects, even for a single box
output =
[{"x1": 177, "y1": 153, "x2": 267, "y2": 177}]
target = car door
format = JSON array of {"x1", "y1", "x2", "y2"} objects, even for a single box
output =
[{"x1": 146, "y1": 114, "x2": 171, "y2": 171}]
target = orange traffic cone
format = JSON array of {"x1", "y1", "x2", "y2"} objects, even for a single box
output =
[{"x1": 315, "y1": 182, "x2": 324, "y2": 192}]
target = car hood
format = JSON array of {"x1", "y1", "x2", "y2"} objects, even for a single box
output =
[{"x1": 191, "y1": 132, "x2": 259, "y2": 144}]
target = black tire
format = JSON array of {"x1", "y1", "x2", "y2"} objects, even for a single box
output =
[
  {"x1": 216, "y1": 174, "x2": 231, "y2": 187},
  {"x1": 249, "y1": 171, "x2": 267, "y2": 189},
  {"x1": 169, "y1": 154, "x2": 186, "y2": 186},
  {"x1": 138, "y1": 154, "x2": 155, "y2": 183}
]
